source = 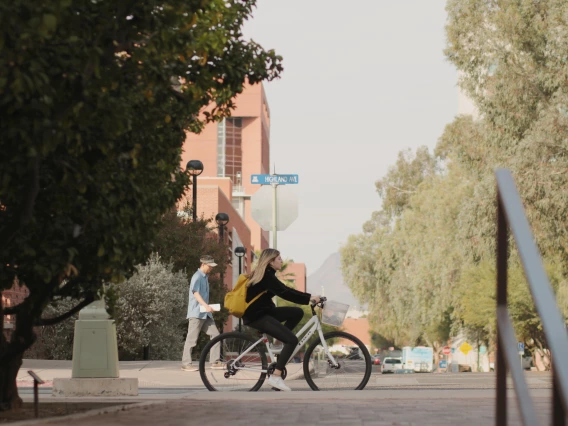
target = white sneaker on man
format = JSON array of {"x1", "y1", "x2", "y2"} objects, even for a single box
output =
[
  {"x1": 266, "y1": 375, "x2": 291, "y2": 392},
  {"x1": 209, "y1": 361, "x2": 225, "y2": 370},
  {"x1": 181, "y1": 365, "x2": 198, "y2": 372}
]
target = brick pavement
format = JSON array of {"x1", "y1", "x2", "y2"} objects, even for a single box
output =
[{"x1": 17, "y1": 391, "x2": 553, "y2": 426}]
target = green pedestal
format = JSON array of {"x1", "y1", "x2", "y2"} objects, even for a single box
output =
[{"x1": 71, "y1": 300, "x2": 119, "y2": 378}]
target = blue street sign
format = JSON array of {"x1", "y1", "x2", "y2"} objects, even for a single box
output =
[
  {"x1": 251, "y1": 174, "x2": 299, "y2": 185},
  {"x1": 518, "y1": 342, "x2": 525, "y2": 353}
]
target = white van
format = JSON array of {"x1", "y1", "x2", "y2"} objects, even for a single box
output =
[{"x1": 381, "y1": 357, "x2": 402, "y2": 374}]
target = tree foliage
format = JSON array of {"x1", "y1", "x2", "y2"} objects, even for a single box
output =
[
  {"x1": 0, "y1": 0, "x2": 281, "y2": 410},
  {"x1": 112, "y1": 254, "x2": 188, "y2": 361},
  {"x1": 341, "y1": 0, "x2": 568, "y2": 368}
]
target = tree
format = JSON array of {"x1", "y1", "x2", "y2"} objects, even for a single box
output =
[
  {"x1": 113, "y1": 254, "x2": 188, "y2": 361},
  {"x1": 0, "y1": 0, "x2": 282, "y2": 410},
  {"x1": 341, "y1": 0, "x2": 568, "y2": 374},
  {"x1": 445, "y1": 0, "x2": 568, "y2": 261},
  {"x1": 341, "y1": 147, "x2": 464, "y2": 349},
  {"x1": 375, "y1": 146, "x2": 438, "y2": 218},
  {"x1": 443, "y1": 0, "x2": 568, "y2": 359}
]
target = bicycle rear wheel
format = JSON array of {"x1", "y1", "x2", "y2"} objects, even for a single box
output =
[
  {"x1": 303, "y1": 331, "x2": 372, "y2": 390},
  {"x1": 199, "y1": 331, "x2": 267, "y2": 392}
]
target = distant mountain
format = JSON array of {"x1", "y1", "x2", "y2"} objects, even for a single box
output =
[{"x1": 307, "y1": 253, "x2": 365, "y2": 310}]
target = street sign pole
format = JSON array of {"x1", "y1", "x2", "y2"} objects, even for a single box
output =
[
  {"x1": 271, "y1": 164, "x2": 278, "y2": 250},
  {"x1": 272, "y1": 181, "x2": 277, "y2": 249},
  {"x1": 271, "y1": 166, "x2": 278, "y2": 307}
]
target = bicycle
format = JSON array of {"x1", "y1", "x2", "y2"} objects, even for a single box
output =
[{"x1": 198, "y1": 297, "x2": 372, "y2": 391}]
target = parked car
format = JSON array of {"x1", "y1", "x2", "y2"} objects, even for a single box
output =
[
  {"x1": 346, "y1": 346, "x2": 363, "y2": 360},
  {"x1": 381, "y1": 357, "x2": 403, "y2": 374},
  {"x1": 371, "y1": 355, "x2": 381, "y2": 366}
]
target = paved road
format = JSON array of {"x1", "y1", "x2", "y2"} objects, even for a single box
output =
[
  {"x1": 15, "y1": 389, "x2": 554, "y2": 426},
  {"x1": 13, "y1": 360, "x2": 556, "y2": 425}
]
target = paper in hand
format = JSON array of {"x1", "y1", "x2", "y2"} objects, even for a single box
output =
[{"x1": 200, "y1": 303, "x2": 221, "y2": 313}]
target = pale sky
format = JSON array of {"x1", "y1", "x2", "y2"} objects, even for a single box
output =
[{"x1": 243, "y1": 1, "x2": 458, "y2": 273}]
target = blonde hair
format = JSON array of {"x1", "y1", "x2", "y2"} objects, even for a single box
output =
[{"x1": 247, "y1": 248, "x2": 280, "y2": 286}]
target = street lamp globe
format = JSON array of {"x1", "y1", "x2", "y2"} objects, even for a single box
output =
[
  {"x1": 186, "y1": 160, "x2": 204, "y2": 176},
  {"x1": 235, "y1": 246, "x2": 246, "y2": 258},
  {"x1": 215, "y1": 213, "x2": 229, "y2": 226}
]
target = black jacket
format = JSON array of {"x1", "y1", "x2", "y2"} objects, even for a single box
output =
[{"x1": 243, "y1": 266, "x2": 311, "y2": 323}]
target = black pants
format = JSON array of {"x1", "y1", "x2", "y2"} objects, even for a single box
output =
[{"x1": 247, "y1": 307, "x2": 304, "y2": 371}]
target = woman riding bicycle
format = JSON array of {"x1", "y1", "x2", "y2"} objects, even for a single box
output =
[{"x1": 243, "y1": 248, "x2": 320, "y2": 392}]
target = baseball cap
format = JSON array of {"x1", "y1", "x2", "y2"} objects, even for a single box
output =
[{"x1": 200, "y1": 255, "x2": 217, "y2": 267}]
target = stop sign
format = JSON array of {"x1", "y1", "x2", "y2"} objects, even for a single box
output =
[
  {"x1": 442, "y1": 346, "x2": 451, "y2": 355},
  {"x1": 251, "y1": 185, "x2": 298, "y2": 231}
]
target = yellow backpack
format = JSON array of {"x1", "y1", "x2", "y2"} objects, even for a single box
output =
[{"x1": 224, "y1": 274, "x2": 266, "y2": 318}]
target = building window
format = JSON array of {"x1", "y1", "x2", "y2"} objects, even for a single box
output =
[
  {"x1": 225, "y1": 118, "x2": 242, "y2": 183},
  {"x1": 218, "y1": 118, "x2": 243, "y2": 183},
  {"x1": 217, "y1": 119, "x2": 226, "y2": 177}
]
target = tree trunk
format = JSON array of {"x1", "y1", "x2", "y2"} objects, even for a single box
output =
[
  {"x1": 0, "y1": 351, "x2": 23, "y2": 411},
  {"x1": 0, "y1": 303, "x2": 36, "y2": 412},
  {"x1": 432, "y1": 342, "x2": 441, "y2": 370}
]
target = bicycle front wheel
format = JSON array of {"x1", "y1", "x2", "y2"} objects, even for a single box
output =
[
  {"x1": 303, "y1": 331, "x2": 372, "y2": 390},
  {"x1": 199, "y1": 331, "x2": 267, "y2": 392}
]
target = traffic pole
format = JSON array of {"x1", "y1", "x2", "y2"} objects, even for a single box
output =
[
  {"x1": 272, "y1": 165, "x2": 278, "y2": 307},
  {"x1": 272, "y1": 181, "x2": 277, "y2": 250},
  {"x1": 271, "y1": 164, "x2": 278, "y2": 250}
]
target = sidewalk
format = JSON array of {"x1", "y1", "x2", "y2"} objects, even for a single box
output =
[{"x1": 18, "y1": 359, "x2": 207, "y2": 390}]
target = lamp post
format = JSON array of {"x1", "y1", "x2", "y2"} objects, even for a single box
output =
[
  {"x1": 215, "y1": 213, "x2": 229, "y2": 243},
  {"x1": 235, "y1": 246, "x2": 246, "y2": 332},
  {"x1": 186, "y1": 160, "x2": 204, "y2": 221},
  {"x1": 235, "y1": 246, "x2": 246, "y2": 275}
]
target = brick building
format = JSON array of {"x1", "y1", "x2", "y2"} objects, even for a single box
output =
[
  {"x1": 339, "y1": 318, "x2": 372, "y2": 352},
  {"x1": 280, "y1": 262, "x2": 307, "y2": 293},
  {"x1": 181, "y1": 83, "x2": 272, "y2": 253}
]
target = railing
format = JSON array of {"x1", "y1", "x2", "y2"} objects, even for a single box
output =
[{"x1": 496, "y1": 169, "x2": 568, "y2": 425}]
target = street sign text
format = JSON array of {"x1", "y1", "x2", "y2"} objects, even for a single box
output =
[{"x1": 251, "y1": 174, "x2": 299, "y2": 185}]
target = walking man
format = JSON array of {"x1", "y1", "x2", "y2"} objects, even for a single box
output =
[{"x1": 181, "y1": 255, "x2": 223, "y2": 371}]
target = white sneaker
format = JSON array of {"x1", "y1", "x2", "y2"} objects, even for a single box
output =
[
  {"x1": 181, "y1": 365, "x2": 198, "y2": 372},
  {"x1": 266, "y1": 375, "x2": 291, "y2": 392}
]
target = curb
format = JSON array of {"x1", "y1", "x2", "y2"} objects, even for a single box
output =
[{"x1": 6, "y1": 400, "x2": 168, "y2": 426}]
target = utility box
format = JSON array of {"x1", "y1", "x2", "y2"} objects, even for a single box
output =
[{"x1": 71, "y1": 299, "x2": 119, "y2": 378}]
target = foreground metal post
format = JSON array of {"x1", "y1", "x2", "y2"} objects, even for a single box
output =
[
  {"x1": 554, "y1": 378, "x2": 566, "y2": 426},
  {"x1": 27, "y1": 370, "x2": 44, "y2": 418},
  {"x1": 496, "y1": 194, "x2": 508, "y2": 426},
  {"x1": 495, "y1": 169, "x2": 568, "y2": 425}
]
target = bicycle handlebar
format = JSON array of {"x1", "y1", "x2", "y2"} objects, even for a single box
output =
[{"x1": 310, "y1": 296, "x2": 327, "y2": 315}]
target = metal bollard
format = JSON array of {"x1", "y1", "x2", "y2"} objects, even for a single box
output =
[{"x1": 27, "y1": 370, "x2": 44, "y2": 418}]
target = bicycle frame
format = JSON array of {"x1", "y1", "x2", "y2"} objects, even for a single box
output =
[{"x1": 230, "y1": 314, "x2": 339, "y2": 374}]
